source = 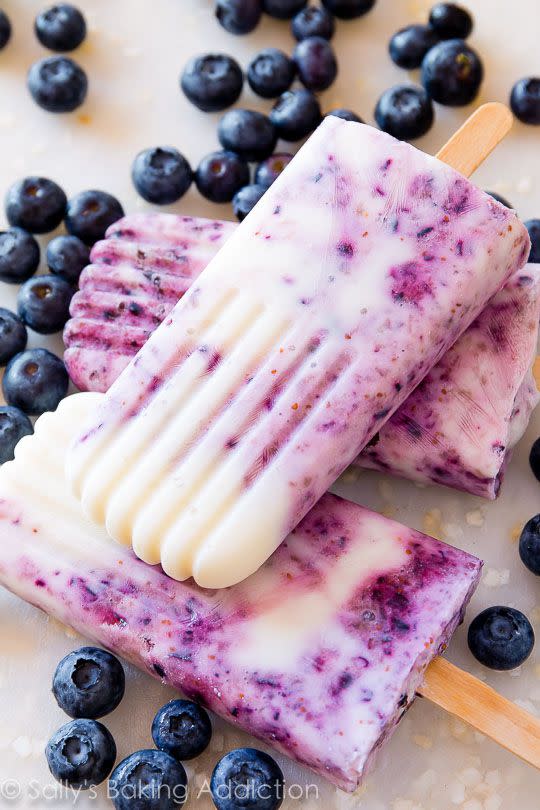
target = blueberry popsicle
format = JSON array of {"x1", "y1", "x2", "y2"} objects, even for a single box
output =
[
  {"x1": 67, "y1": 114, "x2": 530, "y2": 588},
  {"x1": 0, "y1": 394, "x2": 482, "y2": 792},
  {"x1": 65, "y1": 217, "x2": 540, "y2": 499}
]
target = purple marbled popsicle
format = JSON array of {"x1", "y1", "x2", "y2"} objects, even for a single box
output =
[
  {"x1": 0, "y1": 394, "x2": 482, "y2": 791},
  {"x1": 65, "y1": 215, "x2": 540, "y2": 499},
  {"x1": 66, "y1": 118, "x2": 529, "y2": 588}
]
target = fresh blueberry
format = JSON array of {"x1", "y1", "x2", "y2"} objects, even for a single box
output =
[
  {"x1": 2, "y1": 348, "x2": 68, "y2": 415},
  {"x1": 292, "y1": 5, "x2": 335, "y2": 40},
  {"x1": 0, "y1": 10, "x2": 11, "y2": 49},
  {"x1": 421, "y1": 39, "x2": 483, "y2": 106},
  {"x1": 524, "y1": 219, "x2": 540, "y2": 263},
  {"x1": 152, "y1": 699, "x2": 212, "y2": 761},
  {"x1": 0, "y1": 228, "x2": 40, "y2": 284},
  {"x1": 53, "y1": 647, "x2": 126, "y2": 719},
  {"x1": 211, "y1": 748, "x2": 284, "y2": 810},
  {"x1": 35, "y1": 4, "x2": 86, "y2": 52},
  {"x1": 519, "y1": 514, "x2": 540, "y2": 576},
  {"x1": 485, "y1": 191, "x2": 513, "y2": 209},
  {"x1": 47, "y1": 234, "x2": 90, "y2": 283},
  {"x1": 247, "y1": 48, "x2": 296, "y2": 99},
  {"x1": 263, "y1": 0, "x2": 307, "y2": 19},
  {"x1": 321, "y1": 0, "x2": 375, "y2": 19},
  {"x1": 218, "y1": 109, "x2": 277, "y2": 162},
  {"x1": 132, "y1": 147, "x2": 192, "y2": 205},
  {"x1": 389, "y1": 24, "x2": 440, "y2": 70},
  {"x1": 65, "y1": 189, "x2": 124, "y2": 245},
  {"x1": 109, "y1": 749, "x2": 188, "y2": 809},
  {"x1": 468, "y1": 606, "x2": 535, "y2": 670},
  {"x1": 510, "y1": 78, "x2": 540, "y2": 126},
  {"x1": 428, "y1": 3, "x2": 473, "y2": 39},
  {"x1": 325, "y1": 108, "x2": 363, "y2": 122},
  {"x1": 233, "y1": 184, "x2": 267, "y2": 221},
  {"x1": 0, "y1": 406, "x2": 33, "y2": 464},
  {"x1": 0, "y1": 309, "x2": 27, "y2": 366},
  {"x1": 18, "y1": 275, "x2": 73, "y2": 334},
  {"x1": 293, "y1": 36, "x2": 337, "y2": 92},
  {"x1": 6, "y1": 176, "x2": 67, "y2": 234},
  {"x1": 46, "y1": 719, "x2": 116, "y2": 789},
  {"x1": 216, "y1": 0, "x2": 263, "y2": 34},
  {"x1": 270, "y1": 89, "x2": 322, "y2": 141},
  {"x1": 195, "y1": 151, "x2": 250, "y2": 203},
  {"x1": 181, "y1": 53, "x2": 243, "y2": 113},
  {"x1": 375, "y1": 84, "x2": 434, "y2": 140},
  {"x1": 255, "y1": 153, "x2": 293, "y2": 187},
  {"x1": 529, "y1": 437, "x2": 540, "y2": 480},
  {"x1": 28, "y1": 56, "x2": 88, "y2": 113}
]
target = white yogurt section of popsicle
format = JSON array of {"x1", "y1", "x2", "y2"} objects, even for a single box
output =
[{"x1": 67, "y1": 116, "x2": 529, "y2": 588}]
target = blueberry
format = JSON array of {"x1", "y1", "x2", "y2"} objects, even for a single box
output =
[
  {"x1": 6, "y1": 176, "x2": 67, "y2": 234},
  {"x1": 46, "y1": 719, "x2": 116, "y2": 789},
  {"x1": 152, "y1": 699, "x2": 212, "y2": 761},
  {"x1": 421, "y1": 39, "x2": 483, "y2": 106},
  {"x1": 292, "y1": 5, "x2": 334, "y2": 40},
  {"x1": 28, "y1": 56, "x2": 88, "y2": 113},
  {"x1": 0, "y1": 406, "x2": 33, "y2": 463},
  {"x1": 0, "y1": 228, "x2": 40, "y2": 284},
  {"x1": 524, "y1": 219, "x2": 540, "y2": 263},
  {"x1": 519, "y1": 514, "x2": 540, "y2": 576},
  {"x1": 510, "y1": 78, "x2": 540, "y2": 126},
  {"x1": 255, "y1": 153, "x2": 294, "y2": 188},
  {"x1": 0, "y1": 309, "x2": 27, "y2": 366},
  {"x1": 270, "y1": 89, "x2": 322, "y2": 141},
  {"x1": 485, "y1": 191, "x2": 513, "y2": 209},
  {"x1": 233, "y1": 184, "x2": 267, "y2": 221},
  {"x1": 529, "y1": 436, "x2": 540, "y2": 480},
  {"x1": 181, "y1": 54, "x2": 243, "y2": 113},
  {"x1": 263, "y1": 0, "x2": 307, "y2": 19},
  {"x1": 53, "y1": 647, "x2": 126, "y2": 719},
  {"x1": 429, "y1": 3, "x2": 473, "y2": 39},
  {"x1": 218, "y1": 109, "x2": 277, "y2": 162},
  {"x1": 18, "y1": 275, "x2": 73, "y2": 334},
  {"x1": 389, "y1": 25, "x2": 440, "y2": 70},
  {"x1": 195, "y1": 151, "x2": 250, "y2": 203},
  {"x1": 109, "y1": 749, "x2": 188, "y2": 809},
  {"x1": 375, "y1": 84, "x2": 434, "y2": 140},
  {"x1": 35, "y1": 4, "x2": 86, "y2": 52},
  {"x1": 0, "y1": 10, "x2": 11, "y2": 49},
  {"x1": 132, "y1": 147, "x2": 192, "y2": 205},
  {"x1": 216, "y1": 0, "x2": 263, "y2": 34},
  {"x1": 211, "y1": 748, "x2": 284, "y2": 810},
  {"x1": 293, "y1": 36, "x2": 337, "y2": 92},
  {"x1": 65, "y1": 189, "x2": 124, "y2": 245},
  {"x1": 325, "y1": 108, "x2": 363, "y2": 122},
  {"x1": 247, "y1": 48, "x2": 296, "y2": 99},
  {"x1": 47, "y1": 234, "x2": 90, "y2": 283},
  {"x1": 2, "y1": 348, "x2": 68, "y2": 415},
  {"x1": 321, "y1": 0, "x2": 375, "y2": 20},
  {"x1": 468, "y1": 606, "x2": 535, "y2": 670}
]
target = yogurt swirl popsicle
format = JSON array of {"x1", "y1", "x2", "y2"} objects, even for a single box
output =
[
  {"x1": 65, "y1": 218, "x2": 540, "y2": 499},
  {"x1": 0, "y1": 394, "x2": 482, "y2": 792},
  {"x1": 67, "y1": 116, "x2": 530, "y2": 588}
]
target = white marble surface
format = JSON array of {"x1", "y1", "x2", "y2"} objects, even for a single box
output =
[{"x1": 0, "y1": 0, "x2": 540, "y2": 807}]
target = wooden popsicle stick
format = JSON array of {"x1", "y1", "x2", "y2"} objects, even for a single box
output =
[
  {"x1": 419, "y1": 657, "x2": 540, "y2": 769},
  {"x1": 533, "y1": 356, "x2": 540, "y2": 391},
  {"x1": 436, "y1": 102, "x2": 513, "y2": 178}
]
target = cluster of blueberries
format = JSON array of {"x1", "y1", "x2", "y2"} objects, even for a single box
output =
[
  {"x1": 46, "y1": 646, "x2": 284, "y2": 810},
  {"x1": 0, "y1": 177, "x2": 124, "y2": 462},
  {"x1": 0, "y1": 4, "x2": 89, "y2": 113}
]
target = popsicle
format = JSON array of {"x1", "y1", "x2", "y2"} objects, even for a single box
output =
[
  {"x1": 65, "y1": 217, "x2": 540, "y2": 499},
  {"x1": 2, "y1": 394, "x2": 539, "y2": 791},
  {"x1": 67, "y1": 107, "x2": 531, "y2": 588}
]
